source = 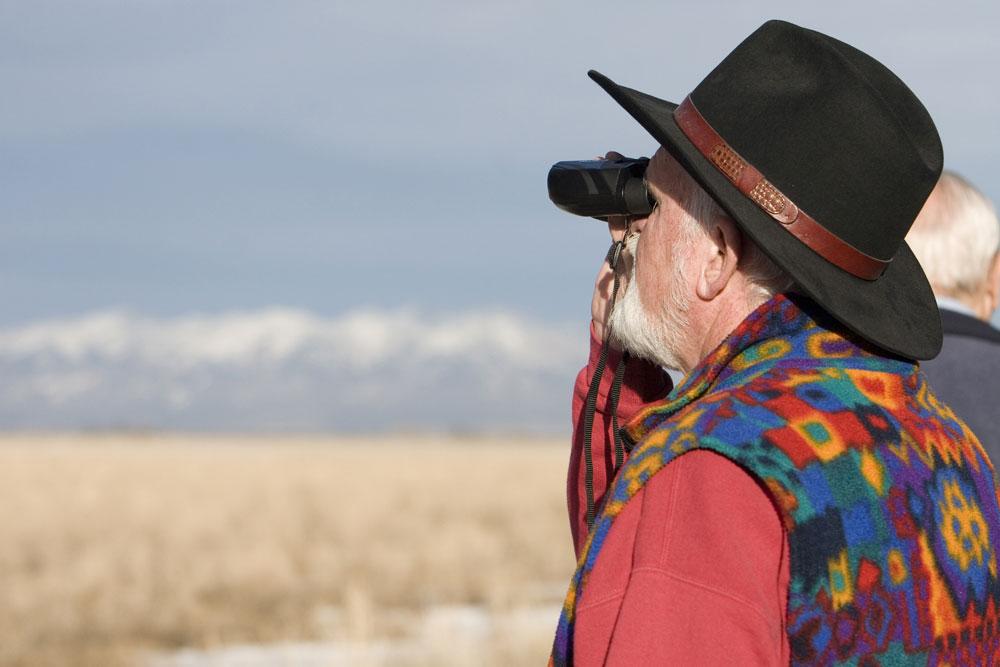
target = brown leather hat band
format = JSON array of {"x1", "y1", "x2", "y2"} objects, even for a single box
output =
[{"x1": 673, "y1": 96, "x2": 890, "y2": 281}]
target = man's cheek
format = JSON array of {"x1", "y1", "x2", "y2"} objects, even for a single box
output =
[{"x1": 636, "y1": 267, "x2": 659, "y2": 314}]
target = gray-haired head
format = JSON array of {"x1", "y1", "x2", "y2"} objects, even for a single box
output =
[{"x1": 908, "y1": 171, "x2": 1000, "y2": 321}]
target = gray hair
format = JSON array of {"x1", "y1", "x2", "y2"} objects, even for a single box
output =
[
  {"x1": 680, "y1": 180, "x2": 794, "y2": 307},
  {"x1": 907, "y1": 171, "x2": 1000, "y2": 299}
]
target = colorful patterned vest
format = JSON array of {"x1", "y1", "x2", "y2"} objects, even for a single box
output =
[{"x1": 552, "y1": 294, "x2": 1000, "y2": 666}]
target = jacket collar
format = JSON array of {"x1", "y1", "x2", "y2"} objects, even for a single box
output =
[
  {"x1": 622, "y1": 293, "x2": 909, "y2": 446},
  {"x1": 939, "y1": 308, "x2": 1000, "y2": 345}
]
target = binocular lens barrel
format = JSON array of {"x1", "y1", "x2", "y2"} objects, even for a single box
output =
[{"x1": 547, "y1": 157, "x2": 654, "y2": 219}]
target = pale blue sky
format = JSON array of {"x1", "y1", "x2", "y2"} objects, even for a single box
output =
[{"x1": 2, "y1": 0, "x2": 998, "y2": 326}]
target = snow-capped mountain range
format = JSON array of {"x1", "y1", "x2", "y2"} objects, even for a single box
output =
[{"x1": 0, "y1": 308, "x2": 586, "y2": 433}]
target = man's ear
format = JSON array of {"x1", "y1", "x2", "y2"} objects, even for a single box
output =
[{"x1": 696, "y1": 217, "x2": 743, "y2": 301}]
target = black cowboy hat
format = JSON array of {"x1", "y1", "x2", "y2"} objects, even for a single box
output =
[{"x1": 590, "y1": 20, "x2": 943, "y2": 360}]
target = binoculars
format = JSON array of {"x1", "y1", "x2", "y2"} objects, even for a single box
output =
[{"x1": 547, "y1": 156, "x2": 654, "y2": 219}]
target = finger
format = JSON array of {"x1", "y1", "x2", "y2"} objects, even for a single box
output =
[
  {"x1": 607, "y1": 214, "x2": 627, "y2": 242},
  {"x1": 591, "y1": 261, "x2": 612, "y2": 321}
]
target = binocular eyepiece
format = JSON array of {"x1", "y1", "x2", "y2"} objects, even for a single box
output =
[{"x1": 547, "y1": 156, "x2": 654, "y2": 219}]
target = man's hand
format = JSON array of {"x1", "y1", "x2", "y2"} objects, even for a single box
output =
[{"x1": 591, "y1": 151, "x2": 633, "y2": 343}]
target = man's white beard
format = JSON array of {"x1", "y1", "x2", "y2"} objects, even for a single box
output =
[{"x1": 608, "y1": 233, "x2": 691, "y2": 372}]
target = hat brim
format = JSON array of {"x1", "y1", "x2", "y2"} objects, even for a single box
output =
[{"x1": 589, "y1": 70, "x2": 942, "y2": 361}]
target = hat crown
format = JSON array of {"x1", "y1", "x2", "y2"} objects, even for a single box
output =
[{"x1": 690, "y1": 20, "x2": 943, "y2": 260}]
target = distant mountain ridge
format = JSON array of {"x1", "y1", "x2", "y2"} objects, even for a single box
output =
[{"x1": 0, "y1": 308, "x2": 585, "y2": 433}]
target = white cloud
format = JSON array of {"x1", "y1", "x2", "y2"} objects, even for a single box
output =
[
  {"x1": 0, "y1": 307, "x2": 580, "y2": 368},
  {"x1": 0, "y1": 307, "x2": 587, "y2": 432}
]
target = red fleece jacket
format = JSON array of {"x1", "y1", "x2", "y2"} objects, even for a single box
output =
[{"x1": 567, "y1": 324, "x2": 791, "y2": 665}]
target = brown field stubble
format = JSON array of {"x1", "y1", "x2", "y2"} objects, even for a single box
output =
[{"x1": 0, "y1": 434, "x2": 573, "y2": 666}]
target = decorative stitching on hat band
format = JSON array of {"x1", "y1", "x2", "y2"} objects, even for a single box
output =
[{"x1": 673, "y1": 96, "x2": 891, "y2": 281}]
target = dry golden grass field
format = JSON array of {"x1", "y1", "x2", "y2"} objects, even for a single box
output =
[{"x1": 0, "y1": 434, "x2": 573, "y2": 667}]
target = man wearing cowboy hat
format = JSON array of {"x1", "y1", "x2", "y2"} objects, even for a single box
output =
[{"x1": 554, "y1": 20, "x2": 1000, "y2": 665}]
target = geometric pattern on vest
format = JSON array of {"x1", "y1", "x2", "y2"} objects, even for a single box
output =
[{"x1": 552, "y1": 294, "x2": 1000, "y2": 666}]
